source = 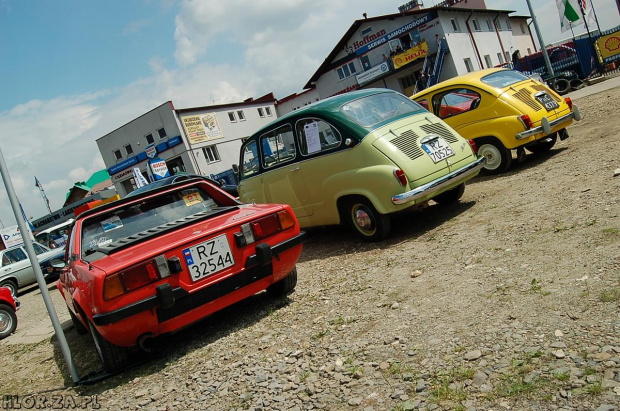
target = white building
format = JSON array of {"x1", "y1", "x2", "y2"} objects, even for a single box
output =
[
  {"x1": 97, "y1": 94, "x2": 277, "y2": 197},
  {"x1": 278, "y1": 0, "x2": 536, "y2": 114}
]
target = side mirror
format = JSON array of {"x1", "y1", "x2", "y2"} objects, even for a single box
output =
[
  {"x1": 232, "y1": 164, "x2": 239, "y2": 175},
  {"x1": 50, "y1": 258, "x2": 66, "y2": 269}
]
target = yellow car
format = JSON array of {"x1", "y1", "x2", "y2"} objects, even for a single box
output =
[{"x1": 411, "y1": 68, "x2": 582, "y2": 174}]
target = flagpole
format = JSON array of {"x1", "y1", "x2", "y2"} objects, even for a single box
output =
[
  {"x1": 35, "y1": 176, "x2": 55, "y2": 221},
  {"x1": 588, "y1": 0, "x2": 602, "y2": 33},
  {"x1": 526, "y1": 0, "x2": 555, "y2": 77}
]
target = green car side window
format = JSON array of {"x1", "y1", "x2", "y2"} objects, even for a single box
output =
[{"x1": 296, "y1": 118, "x2": 342, "y2": 156}]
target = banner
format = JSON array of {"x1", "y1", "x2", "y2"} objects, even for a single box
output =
[
  {"x1": 133, "y1": 167, "x2": 149, "y2": 188},
  {"x1": 392, "y1": 41, "x2": 428, "y2": 70},
  {"x1": 180, "y1": 112, "x2": 224, "y2": 145},
  {"x1": 556, "y1": 0, "x2": 582, "y2": 32}
]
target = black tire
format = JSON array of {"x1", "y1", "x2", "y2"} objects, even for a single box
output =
[
  {"x1": 345, "y1": 198, "x2": 391, "y2": 242},
  {"x1": 552, "y1": 79, "x2": 570, "y2": 95},
  {"x1": 569, "y1": 78, "x2": 584, "y2": 91},
  {"x1": 433, "y1": 183, "x2": 465, "y2": 205},
  {"x1": 526, "y1": 133, "x2": 557, "y2": 154},
  {"x1": 88, "y1": 321, "x2": 130, "y2": 372},
  {"x1": 0, "y1": 303, "x2": 17, "y2": 340},
  {"x1": 267, "y1": 267, "x2": 298, "y2": 297},
  {"x1": 0, "y1": 280, "x2": 18, "y2": 297},
  {"x1": 69, "y1": 308, "x2": 88, "y2": 335},
  {"x1": 476, "y1": 137, "x2": 512, "y2": 175}
]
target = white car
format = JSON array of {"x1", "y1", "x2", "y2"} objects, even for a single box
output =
[{"x1": 0, "y1": 243, "x2": 64, "y2": 295}]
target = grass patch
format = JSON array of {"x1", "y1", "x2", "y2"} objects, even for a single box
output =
[
  {"x1": 428, "y1": 368, "x2": 475, "y2": 404},
  {"x1": 528, "y1": 279, "x2": 551, "y2": 296},
  {"x1": 599, "y1": 288, "x2": 620, "y2": 302},
  {"x1": 586, "y1": 381, "x2": 603, "y2": 395},
  {"x1": 602, "y1": 227, "x2": 620, "y2": 237}
]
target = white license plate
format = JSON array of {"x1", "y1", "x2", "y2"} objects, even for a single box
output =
[
  {"x1": 421, "y1": 137, "x2": 455, "y2": 163},
  {"x1": 183, "y1": 234, "x2": 235, "y2": 282}
]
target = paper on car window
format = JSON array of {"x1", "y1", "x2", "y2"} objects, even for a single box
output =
[
  {"x1": 101, "y1": 216, "x2": 123, "y2": 232},
  {"x1": 304, "y1": 122, "x2": 321, "y2": 154},
  {"x1": 182, "y1": 190, "x2": 203, "y2": 206}
]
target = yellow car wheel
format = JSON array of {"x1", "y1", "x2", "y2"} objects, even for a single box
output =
[{"x1": 477, "y1": 137, "x2": 512, "y2": 175}]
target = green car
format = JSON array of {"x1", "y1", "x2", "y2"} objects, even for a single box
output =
[{"x1": 236, "y1": 89, "x2": 485, "y2": 241}]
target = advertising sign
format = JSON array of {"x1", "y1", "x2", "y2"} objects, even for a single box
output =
[
  {"x1": 392, "y1": 41, "x2": 428, "y2": 70},
  {"x1": 145, "y1": 144, "x2": 157, "y2": 159},
  {"x1": 149, "y1": 158, "x2": 170, "y2": 180},
  {"x1": 180, "y1": 112, "x2": 225, "y2": 144},
  {"x1": 1, "y1": 225, "x2": 34, "y2": 249},
  {"x1": 356, "y1": 62, "x2": 390, "y2": 85},
  {"x1": 596, "y1": 32, "x2": 620, "y2": 63},
  {"x1": 352, "y1": 13, "x2": 435, "y2": 55}
]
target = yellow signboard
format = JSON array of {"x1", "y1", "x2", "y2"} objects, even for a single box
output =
[
  {"x1": 596, "y1": 32, "x2": 620, "y2": 62},
  {"x1": 392, "y1": 41, "x2": 429, "y2": 70},
  {"x1": 180, "y1": 112, "x2": 224, "y2": 145}
]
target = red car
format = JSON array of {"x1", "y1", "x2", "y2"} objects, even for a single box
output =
[
  {"x1": 0, "y1": 286, "x2": 19, "y2": 340},
  {"x1": 55, "y1": 176, "x2": 305, "y2": 372}
]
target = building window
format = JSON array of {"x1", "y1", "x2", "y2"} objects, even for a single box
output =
[
  {"x1": 497, "y1": 52, "x2": 504, "y2": 64},
  {"x1": 506, "y1": 19, "x2": 512, "y2": 30},
  {"x1": 145, "y1": 133, "x2": 154, "y2": 144},
  {"x1": 464, "y1": 58, "x2": 474, "y2": 73},
  {"x1": 472, "y1": 19, "x2": 481, "y2": 31},
  {"x1": 400, "y1": 74, "x2": 416, "y2": 89},
  {"x1": 124, "y1": 144, "x2": 133, "y2": 156},
  {"x1": 496, "y1": 20, "x2": 502, "y2": 30},
  {"x1": 258, "y1": 107, "x2": 265, "y2": 118},
  {"x1": 361, "y1": 26, "x2": 372, "y2": 36},
  {"x1": 527, "y1": 48, "x2": 532, "y2": 55},
  {"x1": 486, "y1": 19, "x2": 492, "y2": 31},
  {"x1": 450, "y1": 18, "x2": 460, "y2": 32},
  {"x1": 265, "y1": 107, "x2": 272, "y2": 116},
  {"x1": 520, "y1": 23, "x2": 526, "y2": 34},
  {"x1": 237, "y1": 110, "x2": 245, "y2": 121},
  {"x1": 505, "y1": 51, "x2": 511, "y2": 63},
  {"x1": 336, "y1": 61, "x2": 357, "y2": 80},
  {"x1": 484, "y1": 55, "x2": 492, "y2": 68},
  {"x1": 114, "y1": 149, "x2": 122, "y2": 160},
  {"x1": 157, "y1": 128, "x2": 167, "y2": 139},
  {"x1": 228, "y1": 111, "x2": 236, "y2": 122},
  {"x1": 202, "y1": 145, "x2": 220, "y2": 163}
]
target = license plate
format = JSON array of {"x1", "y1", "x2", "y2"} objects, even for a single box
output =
[
  {"x1": 183, "y1": 234, "x2": 235, "y2": 282},
  {"x1": 421, "y1": 137, "x2": 455, "y2": 163},
  {"x1": 535, "y1": 92, "x2": 559, "y2": 111}
]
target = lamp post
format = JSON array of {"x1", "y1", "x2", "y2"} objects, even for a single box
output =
[{"x1": 525, "y1": 0, "x2": 555, "y2": 77}]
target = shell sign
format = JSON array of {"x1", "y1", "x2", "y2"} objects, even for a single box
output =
[{"x1": 596, "y1": 32, "x2": 620, "y2": 62}]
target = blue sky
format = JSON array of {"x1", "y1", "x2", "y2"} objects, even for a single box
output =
[{"x1": 0, "y1": 0, "x2": 618, "y2": 229}]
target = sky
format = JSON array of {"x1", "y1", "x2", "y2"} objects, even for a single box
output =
[{"x1": 0, "y1": 0, "x2": 618, "y2": 229}]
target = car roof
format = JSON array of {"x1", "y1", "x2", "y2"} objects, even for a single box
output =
[{"x1": 249, "y1": 88, "x2": 404, "y2": 141}]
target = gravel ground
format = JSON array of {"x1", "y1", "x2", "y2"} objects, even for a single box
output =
[{"x1": 1, "y1": 82, "x2": 619, "y2": 411}]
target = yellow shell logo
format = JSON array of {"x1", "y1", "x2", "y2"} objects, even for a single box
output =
[{"x1": 604, "y1": 36, "x2": 620, "y2": 52}]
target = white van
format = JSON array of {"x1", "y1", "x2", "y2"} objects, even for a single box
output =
[{"x1": 34, "y1": 219, "x2": 73, "y2": 250}]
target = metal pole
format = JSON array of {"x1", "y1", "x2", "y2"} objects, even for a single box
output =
[
  {"x1": 0, "y1": 147, "x2": 80, "y2": 383},
  {"x1": 525, "y1": 0, "x2": 555, "y2": 77}
]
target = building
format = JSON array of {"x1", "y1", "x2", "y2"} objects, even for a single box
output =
[
  {"x1": 277, "y1": 0, "x2": 536, "y2": 114},
  {"x1": 96, "y1": 94, "x2": 277, "y2": 197}
]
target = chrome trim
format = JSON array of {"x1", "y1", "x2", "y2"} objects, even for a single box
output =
[
  {"x1": 392, "y1": 157, "x2": 486, "y2": 205},
  {"x1": 516, "y1": 108, "x2": 579, "y2": 140}
]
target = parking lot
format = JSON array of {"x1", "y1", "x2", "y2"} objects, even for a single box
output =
[{"x1": 2, "y1": 78, "x2": 619, "y2": 410}]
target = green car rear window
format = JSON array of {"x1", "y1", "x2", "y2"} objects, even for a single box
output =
[
  {"x1": 481, "y1": 70, "x2": 529, "y2": 88},
  {"x1": 340, "y1": 93, "x2": 425, "y2": 128}
]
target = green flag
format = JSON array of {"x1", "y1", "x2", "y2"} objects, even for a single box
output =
[{"x1": 556, "y1": 0, "x2": 582, "y2": 32}]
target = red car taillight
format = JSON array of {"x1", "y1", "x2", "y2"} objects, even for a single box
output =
[
  {"x1": 235, "y1": 210, "x2": 295, "y2": 247},
  {"x1": 564, "y1": 97, "x2": 573, "y2": 109},
  {"x1": 393, "y1": 169, "x2": 407, "y2": 186},
  {"x1": 103, "y1": 255, "x2": 171, "y2": 300},
  {"x1": 468, "y1": 139, "x2": 478, "y2": 155},
  {"x1": 520, "y1": 114, "x2": 533, "y2": 130}
]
